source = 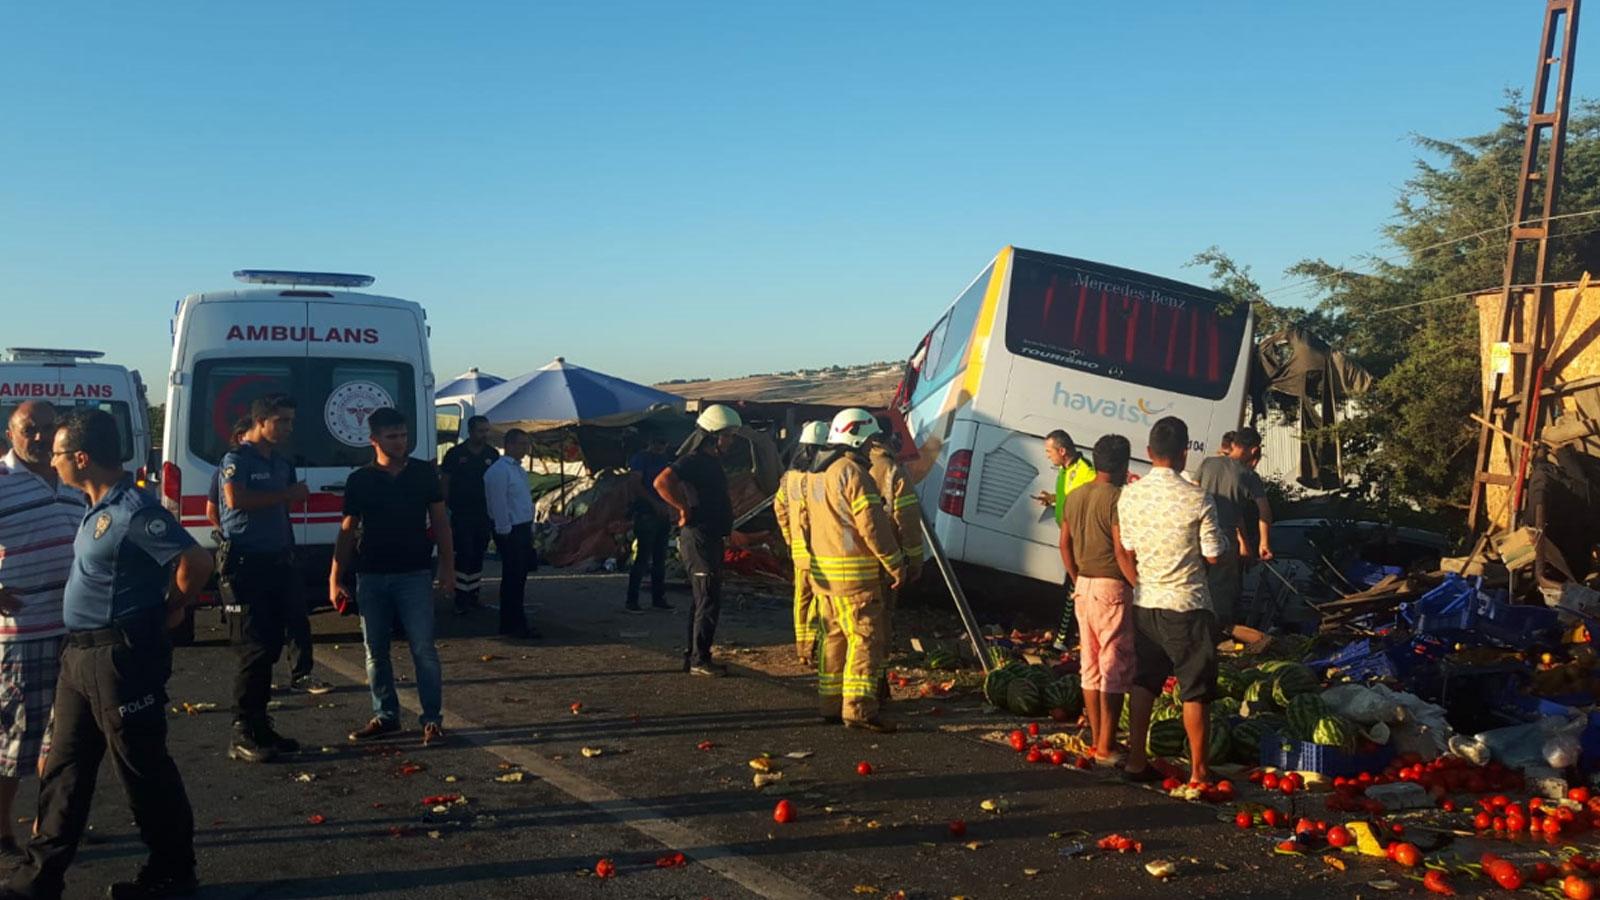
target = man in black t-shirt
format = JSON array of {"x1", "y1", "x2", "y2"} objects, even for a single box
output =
[
  {"x1": 439, "y1": 415, "x2": 499, "y2": 615},
  {"x1": 330, "y1": 408, "x2": 455, "y2": 747},
  {"x1": 654, "y1": 405, "x2": 741, "y2": 677}
]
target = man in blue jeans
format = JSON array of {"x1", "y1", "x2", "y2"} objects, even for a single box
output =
[{"x1": 330, "y1": 408, "x2": 455, "y2": 747}]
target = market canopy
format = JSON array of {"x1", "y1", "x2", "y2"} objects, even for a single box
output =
[
  {"x1": 435, "y1": 367, "x2": 506, "y2": 399},
  {"x1": 473, "y1": 357, "x2": 686, "y2": 433}
]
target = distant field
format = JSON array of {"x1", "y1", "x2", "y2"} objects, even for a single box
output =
[{"x1": 655, "y1": 367, "x2": 901, "y2": 406}]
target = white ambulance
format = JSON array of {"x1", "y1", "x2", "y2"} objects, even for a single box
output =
[
  {"x1": 0, "y1": 348, "x2": 152, "y2": 475},
  {"x1": 159, "y1": 270, "x2": 436, "y2": 574}
]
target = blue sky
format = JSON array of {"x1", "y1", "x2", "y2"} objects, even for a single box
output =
[{"x1": 1, "y1": 2, "x2": 1591, "y2": 389}]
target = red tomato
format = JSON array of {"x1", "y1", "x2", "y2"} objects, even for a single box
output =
[
  {"x1": 1489, "y1": 794, "x2": 1511, "y2": 810},
  {"x1": 1567, "y1": 875, "x2": 1596, "y2": 900},
  {"x1": 1262, "y1": 808, "x2": 1284, "y2": 828},
  {"x1": 772, "y1": 800, "x2": 795, "y2": 824},
  {"x1": 1235, "y1": 811, "x2": 1253, "y2": 829},
  {"x1": 1533, "y1": 862, "x2": 1560, "y2": 883},
  {"x1": 1326, "y1": 825, "x2": 1352, "y2": 848},
  {"x1": 1161, "y1": 777, "x2": 1182, "y2": 791},
  {"x1": 1493, "y1": 864, "x2": 1526, "y2": 890},
  {"x1": 1026, "y1": 747, "x2": 1044, "y2": 764},
  {"x1": 1049, "y1": 750, "x2": 1067, "y2": 767},
  {"x1": 1442, "y1": 799, "x2": 1458, "y2": 812},
  {"x1": 1281, "y1": 780, "x2": 1298, "y2": 796},
  {"x1": 1474, "y1": 811, "x2": 1493, "y2": 830},
  {"x1": 1493, "y1": 817, "x2": 1507, "y2": 832},
  {"x1": 1422, "y1": 869, "x2": 1456, "y2": 896},
  {"x1": 1546, "y1": 816, "x2": 1565, "y2": 837},
  {"x1": 947, "y1": 819, "x2": 967, "y2": 839},
  {"x1": 1295, "y1": 818, "x2": 1316, "y2": 835},
  {"x1": 1573, "y1": 787, "x2": 1593, "y2": 805},
  {"x1": 1027, "y1": 722, "x2": 1040, "y2": 737},
  {"x1": 1532, "y1": 797, "x2": 1546, "y2": 810},
  {"x1": 856, "y1": 761, "x2": 874, "y2": 776},
  {"x1": 1008, "y1": 730, "x2": 1027, "y2": 752},
  {"x1": 594, "y1": 859, "x2": 616, "y2": 879},
  {"x1": 1507, "y1": 814, "x2": 1527, "y2": 834}
]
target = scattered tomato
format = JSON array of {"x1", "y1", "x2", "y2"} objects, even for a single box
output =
[
  {"x1": 1326, "y1": 825, "x2": 1352, "y2": 848},
  {"x1": 307, "y1": 814, "x2": 327, "y2": 825},
  {"x1": 1027, "y1": 722, "x2": 1040, "y2": 737},
  {"x1": 1493, "y1": 864, "x2": 1525, "y2": 890},
  {"x1": 1567, "y1": 875, "x2": 1596, "y2": 900},
  {"x1": 594, "y1": 858, "x2": 616, "y2": 879},
  {"x1": 1262, "y1": 808, "x2": 1284, "y2": 828},
  {"x1": 1049, "y1": 749, "x2": 1067, "y2": 767},
  {"x1": 773, "y1": 800, "x2": 795, "y2": 824},
  {"x1": 1008, "y1": 730, "x2": 1027, "y2": 752},
  {"x1": 1026, "y1": 747, "x2": 1044, "y2": 764},
  {"x1": 1262, "y1": 772, "x2": 1281, "y2": 790},
  {"x1": 1574, "y1": 787, "x2": 1594, "y2": 805},
  {"x1": 856, "y1": 760, "x2": 874, "y2": 776},
  {"x1": 1421, "y1": 867, "x2": 1458, "y2": 893},
  {"x1": 947, "y1": 819, "x2": 967, "y2": 839},
  {"x1": 1474, "y1": 811, "x2": 1493, "y2": 831}
]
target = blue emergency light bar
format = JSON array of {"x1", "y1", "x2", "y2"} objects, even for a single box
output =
[{"x1": 232, "y1": 270, "x2": 375, "y2": 288}]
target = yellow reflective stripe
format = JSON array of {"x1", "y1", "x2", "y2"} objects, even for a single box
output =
[
  {"x1": 849, "y1": 494, "x2": 872, "y2": 514},
  {"x1": 775, "y1": 487, "x2": 787, "y2": 502},
  {"x1": 892, "y1": 495, "x2": 919, "y2": 510},
  {"x1": 903, "y1": 544, "x2": 925, "y2": 560}
]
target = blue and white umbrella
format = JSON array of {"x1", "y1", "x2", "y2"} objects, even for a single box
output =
[
  {"x1": 435, "y1": 367, "x2": 506, "y2": 400},
  {"x1": 473, "y1": 357, "x2": 685, "y2": 432}
]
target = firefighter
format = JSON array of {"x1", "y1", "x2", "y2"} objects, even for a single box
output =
[
  {"x1": 807, "y1": 408, "x2": 908, "y2": 733},
  {"x1": 865, "y1": 426, "x2": 923, "y2": 701},
  {"x1": 774, "y1": 421, "x2": 829, "y2": 664}
]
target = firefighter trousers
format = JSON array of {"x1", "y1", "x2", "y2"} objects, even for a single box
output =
[
  {"x1": 816, "y1": 586, "x2": 889, "y2": 724},
  {"x1": 792, "y1": 570, "x2": 817, "y2": 663}
]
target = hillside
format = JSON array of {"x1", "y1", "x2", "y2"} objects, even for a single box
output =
[{"x1": 656, "y1": 361, "x2": 902, "y2": 407}]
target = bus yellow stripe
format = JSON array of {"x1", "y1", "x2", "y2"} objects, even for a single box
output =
[{"x1": 959, "y1": 246, "x2": 1013, "y2": 403}]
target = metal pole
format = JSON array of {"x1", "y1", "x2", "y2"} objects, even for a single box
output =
[{"x1": 920, "y1": 516, "x2": 993, "y2": 675}]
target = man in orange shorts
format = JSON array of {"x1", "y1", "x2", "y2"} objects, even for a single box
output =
[{"x1": 1059, "y1": 434, "x2": 1138, "y2": 764}]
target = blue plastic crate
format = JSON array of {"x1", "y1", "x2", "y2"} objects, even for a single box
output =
[{"x1": 1258, "y1": 729, "x2": 1396, "y2": 777}]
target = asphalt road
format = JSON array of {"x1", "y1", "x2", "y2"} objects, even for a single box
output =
[{"x1": 14, "y1": 569, "x2": 1385, "y2": 900}]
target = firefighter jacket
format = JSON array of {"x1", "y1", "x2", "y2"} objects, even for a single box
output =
[
  {"x1": 868, "y1": 445, "x2": 925, "y2": 573},
  {"x1": 773, "y1": 467, "x2": 813, "y2": 587},
  {"x1": 803, "y1": 450, "x2": 908, "y2": 593}
]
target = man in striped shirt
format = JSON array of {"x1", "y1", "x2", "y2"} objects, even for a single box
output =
[{"x1": 0, "y1": 401, "x2": 86, "y2": 859}]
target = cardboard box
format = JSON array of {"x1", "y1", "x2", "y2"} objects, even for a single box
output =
[{"x1": 1492, "y1": 527, "x2": 1540, "y2": 571}]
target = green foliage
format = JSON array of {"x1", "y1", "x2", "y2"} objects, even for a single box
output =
[{"x1": 1197, "y1": 95, "x2": 1600, "y2": 520}]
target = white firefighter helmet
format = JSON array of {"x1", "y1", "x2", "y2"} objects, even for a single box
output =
[
  {"x1": 798, "y1": 420, "x2": 830, "y2": 446},
  {"x1": 828, "y1": 408, "x2": 881, "y2": 448},
  {"x1": 695, "y1": 404, "x2": 743, "y2": 433}
]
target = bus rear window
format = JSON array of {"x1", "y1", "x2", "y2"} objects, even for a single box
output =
[
  {"x1": 1004, "y1": 253, "x2": 1248, "y2": 400},
  {"x1": 189, "y1": 358, "x2": 416, "y2": 467}
]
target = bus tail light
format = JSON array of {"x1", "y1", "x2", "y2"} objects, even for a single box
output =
[
  {"x1": 939, "y1": 450, "x2": 972, "y2": 517},
  {"x1": 160, "y1": 461, "x2": 181, "y2": 514}
]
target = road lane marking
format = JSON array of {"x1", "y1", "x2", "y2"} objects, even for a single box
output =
[{"x1": 314, "y1": 650, "x2": 827, "y2": 900}]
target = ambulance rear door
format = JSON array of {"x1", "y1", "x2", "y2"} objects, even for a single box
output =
[{"x1": 295, "y1": 300, "x2": 427, "y2": 547}]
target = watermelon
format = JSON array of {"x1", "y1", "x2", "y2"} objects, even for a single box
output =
[
  {"x1": 983, "y1": 669, "x2": 1015, "y2": 707},
  {"x1": 1254, "y1": 660, "x2": 1294, "y2": 677},
  {"x1": 1215, "y1": 665, "x2": 1241, "y2": 700},
  {"x1": 1152, "y1": 694, "x2": 1181, "y2": 723},
  {"x1": 1240, "y1": 680, "x2": 1279, "y2": 718},
  {"x1": 1023, "y1": 665, "x2": 1054, "y2": 689},
  {"x1": 1054, "y1": 676, "x2": 1084, "y2": 719},
  {"x1": 926, "y1": 647, "x2": 957, "y2": 670},
  {"x1": 1231, "y1": 718, "x2": 1270, "y2": 764},
  {"x1": 1146, "y1": 718, "x2": 1187, "y2": 759},
  {"x1": 1285, "y1": 693, "x2": 1328, "y2": 741},
  {"x1": 1007, "y1": 678, "x2": 1044, "y2": 717},
  {"x1": 1270, "y1": 665, "x2": 1318, "y2": 708},
  {"x1": 1042, "y1": 681, "x2": 1067, "y2": 713},
  {"x1": 1212, "y1": 696, "x2": 1241, "y2": 720},
  {"x1": 1311, "y1": 715, "x2": 1357, "y2": 752},
  {"x1": 1205, "y1": 719, "x2": 1231, "y2": 766}
]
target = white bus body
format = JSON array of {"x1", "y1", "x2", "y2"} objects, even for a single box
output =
[{"x1": 892, "y1": 247, "x2": 1254, "y2": 587}]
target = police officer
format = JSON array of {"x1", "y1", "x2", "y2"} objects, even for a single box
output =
[
  {"x1": 806, "y1": 409, "x2": 908, "y2": 732},
  {"x1": 774, "y1": 421, "x2": 828, "y2": 663},
  {"x1": 0, "y1": 409, "x2": 212, "y2": 900},
  {"x1": 219, "y1": 394, "x2": 308, "y2": 763}
]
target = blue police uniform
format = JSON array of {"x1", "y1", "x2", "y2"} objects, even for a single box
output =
[
  {"x1": 6, "y1": 476, "x2": 197, "y2": 897},
  {"x1": 217, "y1": 442, "x2": 308, "y2": 740}
]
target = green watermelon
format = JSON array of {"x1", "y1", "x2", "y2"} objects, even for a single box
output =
[
  {"x1": 926, "y1": 647, "x2": 957, "y2": 670},
  {"x1": 1215, "y1": 665, "x2": 1241, "y2": 700},
  {"x1": 1311, "y1": 715, "x2": 1357, "y2": 752},
  {"x1": 1054, "y1": 676, "x2": 1084, "y2": 719},
  {"x1": 1231, "y1": 718, "x2": 1270, "y2": 764},
  {"x1": 1285, "y1": 693, "x2": 1327, "y2": 741},
  {"x1": 1270, "y1": 665, "x2": 1319, "y2": 708},
  {"x1": 1146, "y1": 718, "x2": 1187, "y2": 759},
  {"x1": 1254, "y1": 660, "x2": 1293, "y2": 677},
  {"x1": 983, "y1": 669, "x2": 1014, "y2": 707},
  {"x1": 1205, "y1": 719, "x2": 1231, "y2": 766},
  {"x1": 1212, "y1": 696, "x2": 1241, "y2": 719},
  {"x1": 1240, "y1": 680, "x2": 1279, "y2": 718},
  {"x1": 1042, "y1": 681, "x2": 1067, "y2": 712},
  {"x1": 1007, "y1": 678, "x2": 1044, "y2": 717},
  {"x1": 1023, "y1": 665, "x2": 1054, "y2": 689},
  {"x1": 1152, "y1": 694, "x2": 1181, "y2": 723}
]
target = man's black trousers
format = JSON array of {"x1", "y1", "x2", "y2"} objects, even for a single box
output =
[{"x1": 8, "y1": 613, "x2": 194, "y2": 898}]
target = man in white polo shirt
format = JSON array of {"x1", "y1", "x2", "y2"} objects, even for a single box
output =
[{"x1": 0, "y1": 401, "x2": 87, "y2": 859}]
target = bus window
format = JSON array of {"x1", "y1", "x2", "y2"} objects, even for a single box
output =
[
  {"x1": 1004, "y1": 253, "x2": 1247, "y2": 400},
  {"x1": 910, "y1": 264, "x2": 993, "y2": 406}
]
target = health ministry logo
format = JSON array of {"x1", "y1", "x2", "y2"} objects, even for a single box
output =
[{"x1": 1051, "y1": 383, "x2": 1172, "y2": 424}]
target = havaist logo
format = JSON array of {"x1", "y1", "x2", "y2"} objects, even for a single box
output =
[{"x1": 1051, "y1": 383, "x2": 1173, "y2": 424}]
